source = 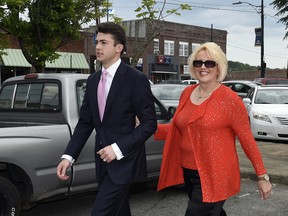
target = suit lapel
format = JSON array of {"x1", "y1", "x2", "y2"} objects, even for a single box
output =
[{"x1": 93, "y1": 70, "x2": 102, "y2": 123}]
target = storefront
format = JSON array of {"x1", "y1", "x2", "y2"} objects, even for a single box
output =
[{"x1": 0, "y1": 49, "x2": 90, "y2": 84}]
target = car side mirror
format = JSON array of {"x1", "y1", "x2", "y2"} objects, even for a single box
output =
[
  {"x1": 167, "y1": 106, "x2": 176, "y2": 120},
  {"x1": 242, "y1": 98, "x2": 251, "y2": 105}
]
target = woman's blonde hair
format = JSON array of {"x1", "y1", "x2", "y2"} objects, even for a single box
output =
[{"x1": 187, "y1": 42, "x2": 228, "y2": 82}]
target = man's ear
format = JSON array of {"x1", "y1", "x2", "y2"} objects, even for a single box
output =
[{"x1": 116, "y1": 44, "x2": 124, "y2": 53}]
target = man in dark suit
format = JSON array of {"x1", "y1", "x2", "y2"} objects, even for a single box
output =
[{"x1": 57, "y1": 22, "x2": 157, "y2": 216}]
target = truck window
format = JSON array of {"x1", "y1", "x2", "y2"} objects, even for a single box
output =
[
  {"x1": 76, "y1": 80, "x2": 87, "y2": 112},
  {"x1": 41, "y1": 83, "x2": 60, "y2": 109},
  {"x1": 14, "y1": 84, "x2": 30, "y2": 108},
  {"x1": 0, "y1": 85, "x2": 14, "y2": 109},
  {"x1": 0, "y1": 82, "x2": 60, "y2": 111}
]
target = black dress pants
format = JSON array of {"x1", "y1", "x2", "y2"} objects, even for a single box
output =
[
  {"x1": 183, "y1": 168, "x2": 227, "y2": 216},
  {"x1": 91, "y1": 162, "x2": 132, "y2": 216}
]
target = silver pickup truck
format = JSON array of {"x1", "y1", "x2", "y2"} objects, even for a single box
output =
[{"x1": 0, "y1": 73, "x2": 174, "y2": 216}]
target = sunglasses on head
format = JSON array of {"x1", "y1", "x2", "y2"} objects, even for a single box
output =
[{"x1": 193, "y1": 60, "x2": 217, "y2": 68}]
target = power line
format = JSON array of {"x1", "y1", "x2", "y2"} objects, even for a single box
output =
[
  {"x1": 228, "y1": 42, "x2": 287, "y2": 60},
  {"x1": 157, "y1": 0, "x2": 281, "y2": 21}
]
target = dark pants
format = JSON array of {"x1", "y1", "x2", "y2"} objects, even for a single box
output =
[
  {"x1": 183, "y1": 168, "x2": 227, "y2": 216},
  {"x1": 91, "y1": 162, "x2": 132, "y2": 216}
]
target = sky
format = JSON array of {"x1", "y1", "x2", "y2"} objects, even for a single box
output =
[{"x1": 108, "y1": 0, "x2": 287, "y2": 69}]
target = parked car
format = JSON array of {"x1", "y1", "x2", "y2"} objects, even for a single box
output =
[
  {"x1": 222, "y1": 80, "x2": 259, "y2": 98},
  {"x1": 182, "y1": 79, "x2": 199, "y2": 85},
  {"x1": 243, "y1": 85, "x2": 288, "y2": 141},
  {"x1": 158, "y1": 79, "x2": 182, "y2": 84},
  {"x1": 151, "y1": 84, "x2": 186, "y2": 108},
  {"x1": 253, "y1": 77, "x2": 288, "y2": 85},
  {"x1": 0, "y1": 73, "x2": 174, "y2": 215}
]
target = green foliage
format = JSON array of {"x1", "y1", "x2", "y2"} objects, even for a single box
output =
[
  {"x1": 0, "y1": 0, "x2": 103, "y2": 72},
  {"x1": 270, "y1": 0, "x2": 288, "y2": 40},
  {"x1": 228, "y1": 61, "x2": 258, "y2": 71},
  {"x1": 0, "y1": 32, "x2": 9, "y2": 54},
  {"x1": 135, "y1": 0, "x2": 191, "y2": 20},
  {"x1": 130, "y1": 0, "x2": 191, "y2": 67}
]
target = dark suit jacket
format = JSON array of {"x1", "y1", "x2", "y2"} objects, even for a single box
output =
[{"x1": 63, "y1": 61, "x2": 157, "y2": 184}]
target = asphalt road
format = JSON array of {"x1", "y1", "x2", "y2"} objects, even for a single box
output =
[
  {"x1": 21, "y1": 178, "x2": 288, "y2": 216},
  {"x1": 21, "y1": 139, "x2": 288, "y2": 216}
]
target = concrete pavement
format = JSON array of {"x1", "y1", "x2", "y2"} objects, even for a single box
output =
[{"x1": 237, "y1": 139, "x2": 288, "y2": 185}]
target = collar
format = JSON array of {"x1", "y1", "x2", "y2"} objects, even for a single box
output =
[{"x1": 102, "y1": 58, "x2": 121, "y2": 78}]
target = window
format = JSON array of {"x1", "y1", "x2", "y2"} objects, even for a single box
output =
[
  {"x1": 154, "y1": 97, "x2": 167, "y2": 120},
  {"x1": 26, "y1": 84, "x2": 43, "y2": 109},
  {"x1": 0, "y1": 82, "x2": 60, "y2": 111},
  {"x1": 154, "y1": 38, "x2": 160, "y2": 54},
  {"x1": 41, "y1": 83, "x2": 59, "y2": 109},
  {"x1": 164, "y1": 40, "x2": 174, "y2": 55},
  {"x1": 192, "y1": 43, "x2": 200, "y2": 53},
  {"x1": 179, "y1": 42, "x2": 188, "y2": 56},
  {"x1": 0, "y1": 84, "x2": 14, "y2": 109},
  {"x1": 76, "y1": 80, "x2": 87, "y2": 112},
  {"x1": 14, "y1": 84, "x2": 29, "y2": 109}
]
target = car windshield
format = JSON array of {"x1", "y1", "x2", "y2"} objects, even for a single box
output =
[
  {"x1": 152, "y1": 85, "x2": 185, "y2": 100},
  {"x1": 255, "y1": 89, "x2": 288, "y2": 104}
]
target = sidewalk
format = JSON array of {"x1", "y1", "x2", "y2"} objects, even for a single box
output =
[{"x1": 237, "y1": 140, "x2": 288, "y2": 185}]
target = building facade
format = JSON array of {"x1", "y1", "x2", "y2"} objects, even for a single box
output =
[{"x1": 122, "y1": 19, "x2": 227, "y2": 83}]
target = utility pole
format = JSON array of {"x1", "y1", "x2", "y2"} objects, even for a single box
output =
[
  {"x1": 210, "y1": 24, "x2": 213, "y2": 42},
  {"x1": 107, "y1": 0, "x2": 109, "y2": 22},
  {"x1": 260, "y1": 0, "x2": 265, "y2": 78},
  {"x1": 232, "y1": 1, "x2": 265, "y2": 78}
]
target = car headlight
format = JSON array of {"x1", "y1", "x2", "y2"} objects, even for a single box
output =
[{"x1": 252, "y1": 112, "x2": 272, "y2": 123}]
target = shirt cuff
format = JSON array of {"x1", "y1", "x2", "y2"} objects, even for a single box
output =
[
  {"x1": 111, "y1": 143, "x2": 124, "y2": 160},
  {"x1": 61, "y1": 154, "x2": 75, "y2": 165}
]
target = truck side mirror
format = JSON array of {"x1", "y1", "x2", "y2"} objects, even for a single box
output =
[{"x1": 167, "y1": 106, "x2": 176, "y2": 120}]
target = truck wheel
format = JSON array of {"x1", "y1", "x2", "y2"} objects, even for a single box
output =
[{"x1": 0, "y1": 177, "x2": 21, "y2": 216}]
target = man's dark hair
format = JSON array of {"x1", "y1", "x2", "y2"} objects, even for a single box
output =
[{"x1": 96, "y1": 22, "x2": 127, "y2": 55}]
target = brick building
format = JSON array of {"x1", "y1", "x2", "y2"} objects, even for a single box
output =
[{"x1": 122, "y1": 19, "x2": 227, "y2": 83}]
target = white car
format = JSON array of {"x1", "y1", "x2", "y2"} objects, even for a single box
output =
[
  {"x1": 151, "y1": 84, "x2": 186, "y2": 108},
  {"x1": 182, "y1": 79, "x2": 199, "y2": 85},
  {"x1": 222, "y1": 80, "x2": 259, "y2": 98},
  {"x1": 243, "y1": 85, "x2": 288, "y2": 141}
]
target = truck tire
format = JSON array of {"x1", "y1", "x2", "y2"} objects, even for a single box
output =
[{"x1": 0, "y1": 177, "x2": 21, "y2": 216}]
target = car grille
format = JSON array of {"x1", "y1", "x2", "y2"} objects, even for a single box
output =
[{"x1": 276, "y1": 117, "x2": 288, "y2": 125}]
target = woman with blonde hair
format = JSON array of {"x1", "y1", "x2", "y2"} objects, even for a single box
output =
[{"x1": 155, "y1": 42, "x2": 272, "y2": 216}]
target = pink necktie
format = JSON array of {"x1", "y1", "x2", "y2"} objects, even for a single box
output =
[{"x1": 98, "y1": 70, "x2": 107, "y2": 121}]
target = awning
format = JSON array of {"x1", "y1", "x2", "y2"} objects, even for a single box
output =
[
  {"x1": 1, "y1": 49, "x2": 31, "y2": 67},
  {"x1": 150, "y1": 71, "x2": 178, "y2": 74},
  {"x1": 0, "y1": 48, "x2": 89, "y2": 69}
]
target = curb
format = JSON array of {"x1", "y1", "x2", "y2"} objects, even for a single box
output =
[{"x1": 240, "y1": 170, "x2": 287, "y2": 186}]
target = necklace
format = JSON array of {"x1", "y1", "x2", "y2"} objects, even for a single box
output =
[
  {"x1": 196, "y1": 92, "x2": 212, "y2": 101},
  {"x1": 196, "y1": 83, "x2": 220, "y2": 101}
]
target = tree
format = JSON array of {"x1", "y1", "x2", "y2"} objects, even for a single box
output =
[
  {"x1": 130, "y1": 0, "x2": 191, "y2": 67},
  {"x1": 270, "y1": 0, "x2": 288, "y2": 40},
  {"x1": 0, "y1": 0, "x2": 102, "y2": 72},
  {"x1": 228, "y1": 61, "x2": 258, "y2": 71}
]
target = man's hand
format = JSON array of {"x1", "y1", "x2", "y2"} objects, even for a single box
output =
[
  {"x1": 97, "y1": 145, "x2": 116, "y2": 163},
  {"x1": 57, "y1": 159, "x2": 71, "y2": 181}
]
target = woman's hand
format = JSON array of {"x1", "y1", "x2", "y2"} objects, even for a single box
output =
[{"x1": 258, "y1": 179, "x2": 272, "y2": 200}]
